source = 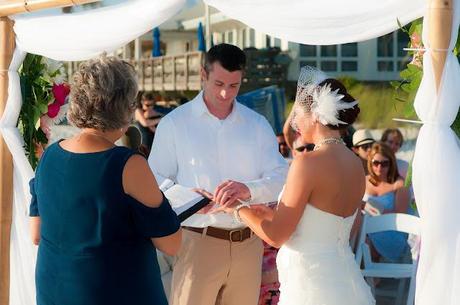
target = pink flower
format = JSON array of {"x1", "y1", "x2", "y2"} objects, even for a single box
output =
[
  {"x1": 47, "y1": 102, "x2": 61, "y2": 118},
  {"x1": 52, "y1": 84, "x2": 70, "y2": 106}
]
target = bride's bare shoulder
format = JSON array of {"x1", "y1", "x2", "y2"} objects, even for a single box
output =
[{"x1": 289, "y1": 153, "x2": 324, "y2": 181}]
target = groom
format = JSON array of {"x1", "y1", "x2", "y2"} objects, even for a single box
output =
[{"x1": 148, "y1": 43, "x2": 288, "y2": 305}]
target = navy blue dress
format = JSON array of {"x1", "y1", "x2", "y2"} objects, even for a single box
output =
[{"x1": 29, "y1": 141, "x2": 180, "y2": 305}]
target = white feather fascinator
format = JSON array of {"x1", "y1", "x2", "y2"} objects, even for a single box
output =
[{"x1": 293, "y1": 66, "x2": 358, "y2": 127}]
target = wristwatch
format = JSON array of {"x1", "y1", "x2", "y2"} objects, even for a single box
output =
[{"x1": 233, "y1": 203, "x2": 250, "y2": 223}]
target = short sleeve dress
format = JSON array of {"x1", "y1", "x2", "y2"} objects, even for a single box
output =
[{"x1": 29, "y1": 141, "x2": 180, "y2": 305}]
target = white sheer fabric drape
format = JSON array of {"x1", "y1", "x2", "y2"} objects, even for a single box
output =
[
  {"x1": 204, "y1": 0, "x2": 426, "y2": 45},
  {"x1": 412, "y1": 2, "x2": 460, "y2": 305},
  {"x1": 1, "y1": 1, "x2": 185, "y2": 304},
  {"x1": 0, "y1": 48, "x2": 37, "y2": 305}
]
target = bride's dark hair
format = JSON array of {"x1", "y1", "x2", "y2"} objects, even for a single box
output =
[{"x1": 317, "y1": 78, "x2": 360, "y2": 130}]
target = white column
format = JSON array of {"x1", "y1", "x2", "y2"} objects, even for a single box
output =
[
  {"x1": 134, "y1": 37, "x2": 142, "y2": 61},
  {"x1": 255, "y1": 31, "x2": 267, "y2": 49},
  {"x1": 205, "y1": 5, "x2": 211, "y2": 51},
  {"x1": 122, "y1": 42, "x2": 131, "y2": 60},
  {"x1": 281, "y1": 39, "x2": 289, "y2": 51},
  {"x1": 232, "y1": 29, "x2": 238, "y2": 47}
]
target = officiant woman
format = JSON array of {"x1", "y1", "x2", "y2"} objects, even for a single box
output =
[{"x1": 29, "y1": 55, "x2": 181, "y2": 305}]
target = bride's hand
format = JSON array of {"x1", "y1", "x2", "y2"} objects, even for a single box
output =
[{"x1": 251, "y1": 204, "x2": 275, "y2": 220}]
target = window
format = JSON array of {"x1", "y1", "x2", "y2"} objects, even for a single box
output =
[
  {"x1": 273, "y1": 38, "x2": 281, "y2": 48},
  {"x1": 321, "y1": 61, "x2": 337, "y2": 71},
  {"x1": 300, "y1": 44, "x2": 316, "y2": 57},
  {"x1": 397, "y1": 30, "x2": 410, "y2": 57},
  {"x1": 378, "y1": 33, "x2": 394, "y2": 57},
  {"x1": 300, "y1": 60, "x2": 317, "y2": 68},
  {"x1": 249, "y1": 29, "x2": 255, "y2": 47},
  {"x1": 266, "y1": 35, "x2": 271, "y2": 47},
  {"x1": 321, "y1": 45, "x2": 337, "y2": 57},
  {"x1": 378, "y1": 61, "x2": 394, "y2": 71},
  {"x1": 227, "y1": 31, "x2": 233, "y2": 44},
  {"x1": 341, "y1": 43, "x2": 358, "y2": 57},
  {"x1": 342, "y1": 61, "x2": 358, "y2": 71},
  {"x1": 398, "y1": 60, "x2": 411, "y2": 71}
]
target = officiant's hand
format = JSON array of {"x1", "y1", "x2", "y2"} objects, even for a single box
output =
[{"x1": 214, "y1": 180, "x2": 251, "y2": 208}]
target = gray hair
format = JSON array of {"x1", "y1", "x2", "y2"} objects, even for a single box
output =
[{"x1": 67, "y1": 55, "x2": 138, "y2": 131}]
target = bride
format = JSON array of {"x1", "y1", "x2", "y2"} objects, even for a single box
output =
[{"x1": 225, "y1": 67, "x2": 375, "y2": 304}]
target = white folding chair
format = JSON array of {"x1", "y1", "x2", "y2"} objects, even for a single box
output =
[{"x1": 355, "y1": 213, "x2": 421, "y2": 305}]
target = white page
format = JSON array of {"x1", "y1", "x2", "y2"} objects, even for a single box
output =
[{"x1": 164, "y1": 184, "x2": 205, "y2": 215}]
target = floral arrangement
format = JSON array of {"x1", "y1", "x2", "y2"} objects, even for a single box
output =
[
  {"x1": 391, "y1": 20, "x2": 460, "y2": 187},
  {"x1": 391, "y1": 19, "x2": 460, "y2": 135},
  {"x1": 19, "y1": 54, "x2": 70, "y2": 169}
]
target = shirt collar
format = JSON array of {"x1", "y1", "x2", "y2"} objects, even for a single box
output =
[{"x1": 192, "y1": 91, "x2": 242, "y2": 123}]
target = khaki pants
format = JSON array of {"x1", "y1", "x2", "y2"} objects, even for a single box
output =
[{"x1": 170, "y1": 229, "x2": 264, "y2": 305}]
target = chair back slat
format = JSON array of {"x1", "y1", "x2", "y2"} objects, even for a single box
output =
[{"x1": 364, "y1": 213, "x2": 420, "y2": 235}]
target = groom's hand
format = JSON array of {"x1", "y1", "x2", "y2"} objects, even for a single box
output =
[
  {"x1": 193, "y1": 188, "x2": 216, "y2": 214},
  {"x1": 214, "y1": 180, "x2": 251, "y2": 208}
]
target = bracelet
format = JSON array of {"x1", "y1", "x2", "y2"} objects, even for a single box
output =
[{"x1": 233, "y1": 203, "x2": 250, "y2": 224}]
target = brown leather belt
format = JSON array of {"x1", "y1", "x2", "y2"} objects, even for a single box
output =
[{"x1": 183, "y1": 226, "x2": 253, "y2": 242}]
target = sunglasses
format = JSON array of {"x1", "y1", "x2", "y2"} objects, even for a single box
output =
[
  {"x1": 371, "y1": 159, "x2": 390, "y2": 168},
  {"x1": 295, "y1": 144, "x2": 315, "y2": 153}
]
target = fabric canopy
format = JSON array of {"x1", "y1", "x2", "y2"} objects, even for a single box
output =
[
  {"x1": 204, "y1": 0, "x2": 426, "y2": 45},
  {"x1": 12, "y1": 0, "x2": 185, "y2": 61},
  {"x1": 0, "y1": 1, "x2": 457, "y2": 305}
]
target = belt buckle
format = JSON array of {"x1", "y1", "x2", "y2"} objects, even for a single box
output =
[{"x1": 229, "y1": 229, "x2": 244, "y2": 242}]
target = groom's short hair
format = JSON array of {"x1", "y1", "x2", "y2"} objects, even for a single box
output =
[{"x1": 204, "y1": 43, "x2": 246, "y2": 73}]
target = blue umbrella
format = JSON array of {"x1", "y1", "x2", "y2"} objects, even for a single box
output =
[
  {"x1": 152, "y1": 27, "x2": 161, "y2": 57},
  {"x1": 197, "y1": 22, "x2": 206, "y2": 52}
]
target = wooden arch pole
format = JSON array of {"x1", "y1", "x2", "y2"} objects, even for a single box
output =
[
  {"x1": 428, "y1": 0, "x2": 453, "y2": 91},
  {"x1": 0, "y1": 0, "x2": 99, "y2": 17},
  {"x1": 0, "y1": 16, "x2": 15, "y2": 305}
]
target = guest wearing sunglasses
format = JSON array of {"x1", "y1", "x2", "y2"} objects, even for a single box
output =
[
  {"x1": 381, "y1": 128, "x2": 409, "y2": 179},
  {"x1": 351, "y1": 129, "x2": 375, "y2": 174},
  {"x1": 364, "y1": 142, "x2": 411, "y2": 262}
]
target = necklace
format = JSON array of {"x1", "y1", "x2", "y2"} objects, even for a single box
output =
[
  {"x1": 79, "y1": 131, "x2": 114, "y2": 144},
  {"x1": 313, "y1": 137, "x2": 345, "y2": 151}
]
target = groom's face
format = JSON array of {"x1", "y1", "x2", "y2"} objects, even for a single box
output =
[{"x1": 201, "y1": 62, "x2": 242, "y2": 109}]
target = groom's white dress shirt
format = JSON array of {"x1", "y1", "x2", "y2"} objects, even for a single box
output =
[{"x1": 148, "y1": 91, "x2": 288, "y2": 229}]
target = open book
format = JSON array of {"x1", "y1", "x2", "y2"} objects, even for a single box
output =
[{"x1": 160, "y1": 180, "x2": 211, "y2": 222}]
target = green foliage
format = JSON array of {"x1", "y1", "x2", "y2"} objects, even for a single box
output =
[
  {"x1": 393, "y1": 19, "x2": 460, "y2": 129},
  {"x1": 18, "y1": 54, "x2": 53, "y2": 169},
  {"x1": 346, "y1": 82, "x2": 410, "y2": 128}
]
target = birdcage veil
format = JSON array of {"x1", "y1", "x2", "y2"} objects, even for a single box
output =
[{"x1": 290, "y1": 66, "x2": 358, "y2": 130}]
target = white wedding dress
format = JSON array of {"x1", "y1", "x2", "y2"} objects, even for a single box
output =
[{"x1": 276, "y1": 204, "x2": 375, "y2": 305}]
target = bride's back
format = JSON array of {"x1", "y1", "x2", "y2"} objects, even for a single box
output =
[{"x1": 298, "y1": 144, "x2": 365, "y2": 218}]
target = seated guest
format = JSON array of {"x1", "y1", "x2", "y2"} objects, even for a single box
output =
[
  {"x1": 134, "y1": 92, "x2": 164, "y2": 150},
  {"x1": 352, "y1": 129, "x2": 375, "y2": 174},
  {"x1": 381, "y1": 128, "x2": 409, "y2": 179},
  {"x1": 364, "y1": 142, "x2": 411, "y2": 262},
  {"x1": 29, "y1": 55, "x2": 181, "y2": 305},
  {"x1": 277, "y1": 133, "x2": 291, "y2": 158},
  {"x1": 292, "y1": 137, "x2": 314, "y2": 157}
]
